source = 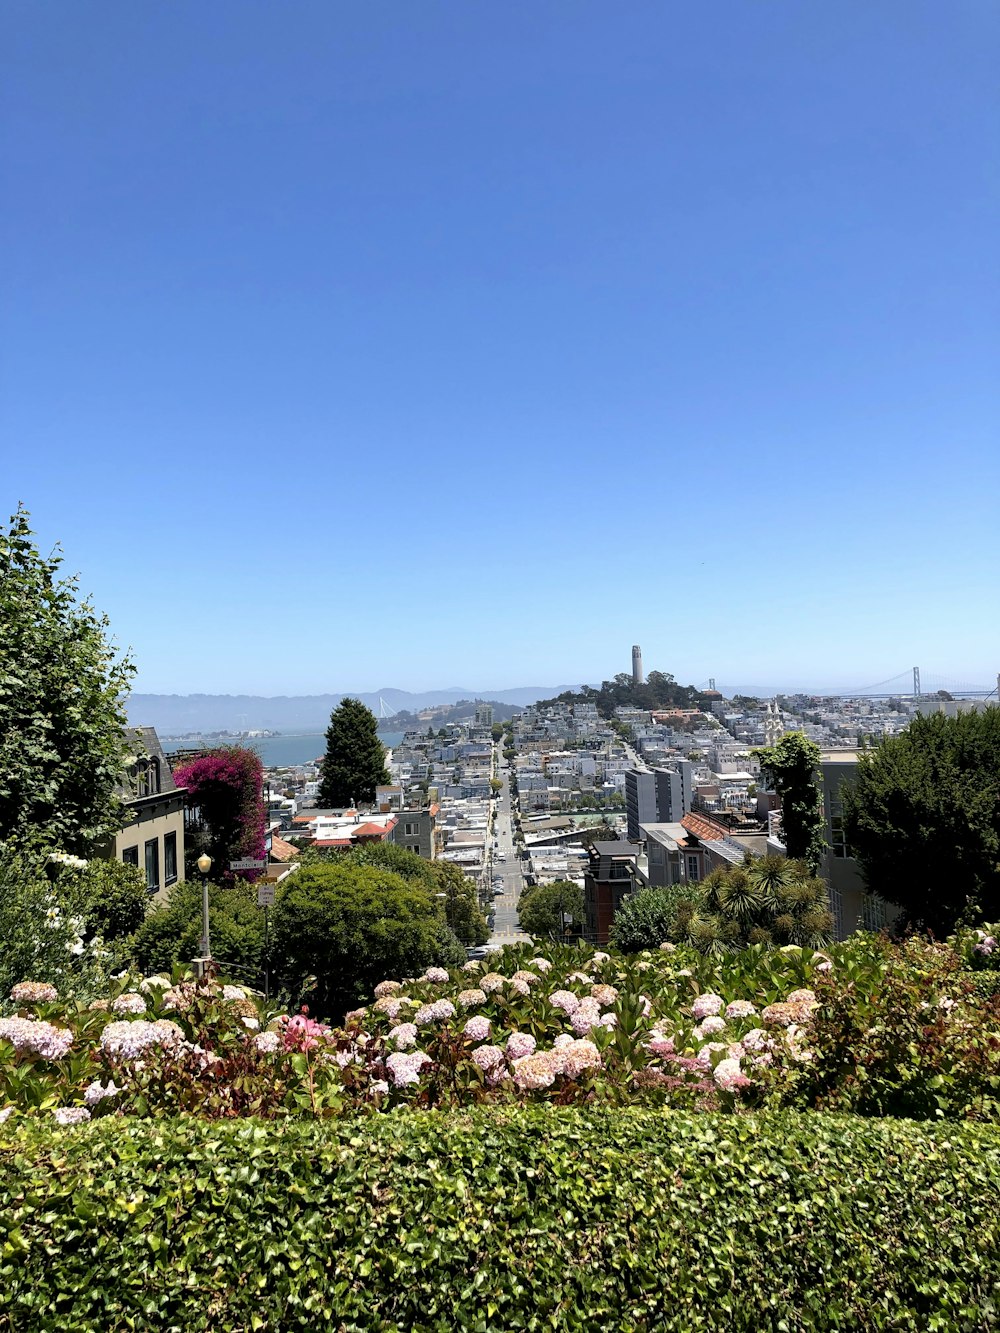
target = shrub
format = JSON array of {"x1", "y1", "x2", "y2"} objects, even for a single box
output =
[
  {"x1": 2, "y1": 1109, "x2": 999, "y2": 1330},
  {"x1": 128, "y1": 878, "x2": 266, "y2": 978},
  {"x1": 610, "y1": 883, "x2": 700, "y2": 952}
]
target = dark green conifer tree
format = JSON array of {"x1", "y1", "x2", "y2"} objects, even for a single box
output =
[{"x1": 317, "y1": 698, "x2": 390, "y2": 807}]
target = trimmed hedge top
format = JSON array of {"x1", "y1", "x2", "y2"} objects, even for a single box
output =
[{"x1": 2, "y1": 1107, "x2": 999, "y2": 1331}]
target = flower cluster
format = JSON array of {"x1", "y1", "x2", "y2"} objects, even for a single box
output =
[
  {"x1": 0, "y1": 1016, "x2": 73, "y2": 1060},
  {"x1": 10, "y1": 982, "x2": 59, "y2": 1005}
]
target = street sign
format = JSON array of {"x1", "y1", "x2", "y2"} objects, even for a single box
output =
[
  {"x1": 562, "y1": 912, "x2": 573, "y2": 925},
  {"x1": 257, "y1": 884, "x2": 276, "y2": 907},
  {"x1": 230, "y1": 859, "x2": 267, "y2": 872}
]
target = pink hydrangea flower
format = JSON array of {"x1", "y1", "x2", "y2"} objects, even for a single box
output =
[
  {"x1": 0, "y1": 1016, "x2": 74, "y2": 1060},
  {"x1": 480, "y1": 973, "x2": 506, "y2": 994},
  {"x1": 590, "y1": 984, "x2": 618, "y2": 1007},
  {"x1": 696, "y1": 1041, "x2": 727, "y2": 1069},
  {"x1": 385, "y1": 1050, "x2": 431, "y2": 1087},
  {"x1": 741, "y1": 1028, "x2": 772, "y2": 1053},
  {"x1": 255, "y1": 1031, "x2": 281, "y2": 1053},
  {"x1": 53, "y1": 1107, "x2": 91, "y2": 1125},
  {"x1": 464, "y1": 1016, "x2": 492, "y2": 1042},
  {"x1": 512, "y1": 1050, "x2": 562, "y2": 1091},
  {"x1": 414, "y1": 999, "x2": 456, "y2": 1025},
  {"x1": 10, "y1": 982, "x2": 58, "y2": 1004},
  {"x1": 724, "y1": 1000, "x2": 757, "y2": 1020},
  {"x1": 561, "y1": 1039, "x2": 602, "y2": 1078},
  {"x1": 530, "y1": 958, "x2": 552, "y2": 973},
  {"x1": 374, "y1": 980, "x2": 402, "y2": 998},
  {"x1": 471, "y1": 1044, "x2": 506, "y2": 1073},
  {"x1": 571, "y1": 1010, "x2": 597, "y2": 1036},
  {"x1": 647, "y1": 1035, "x2": 675, "y2": 1057},
  {"x1": 506, "y1": 1031, "x2": 537, "y2": 1060},
  {"x1": 457, "y1": 989, "x2": 487, "y2": 1008},
  {"x1": 112, "y1": 993, "x2": 147, "y2": 1016},
  {"x1": 549, "y1": 990, "x2": 580, "y2": 1015},
  {"x1": 694, "y1": 1016, "x2": 726, "y2": 1039},
  {"x1": 692, "y1": 993, "x2": 724, "y2": 1020},
  {"x1": 388, "y1": 1023, "x2": 418, "y2": 1049},
  {"x1": 713, "y1": 1058, "x2": 751, "y2": 1091}
]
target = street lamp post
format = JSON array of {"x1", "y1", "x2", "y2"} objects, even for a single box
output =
[{"x1": 197, "y1": 852, "x2": 212, "y2": 976}]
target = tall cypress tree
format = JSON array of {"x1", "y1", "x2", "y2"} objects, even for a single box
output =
[
  {"x1": 753, "y1": 732, "x2": 826, "y2": 874},
  {"x1": 317, "y1": 698, "x2": 390, "y2": 808}
]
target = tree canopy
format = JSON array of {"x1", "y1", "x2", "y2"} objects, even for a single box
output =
[
  {"x1": 0, "y1": 506, "x2": 134, "y2": 854},
  {"x1": 550, "y1": 669, "x2": 707, "y2": 719},
  {"x1": 318, "y1": 698, "x2": 390, "y2": 807},
  {"x1": 517, "y1": 880, "x2": 585, "y2": 939},
  {"x1": 753, "y1": 732, "x2": 825, "y2": 873},
  {"x1": 843, "y1": 708, "x2": 1000, "y2": 935},
  {"x1": 270, "y1": 862, "x2": 446, "y2": 1018}
]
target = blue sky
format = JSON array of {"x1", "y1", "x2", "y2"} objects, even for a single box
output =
[{"x1": 3, "y1": 2, "x2": 997, "y2": 696}]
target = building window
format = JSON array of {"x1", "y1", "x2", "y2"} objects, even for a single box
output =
[
  {"x1": 687, "y1": 854, "x2": 700, "y2": 883},
  {"x1": 122, "y1": 846, "x2": 139, "y2": 867},
  {"x1": 405, "y1": 822, "x2": 417, "y2": 836},
  {"x1": 134, "y1": 758, "x2": 161, "y2": 798},
  {"x1": 164, "y1": 831, "x2": 178, "y2": 886},
  {"x1": 608, "y1": 862, "x2": 630, "y2": 880},
  {"x1": 829, "y1": 811, "x2": 851, "y2": 859},
  {"x1": 144, "y1": 839, "x2": 160, "y2": 894}
]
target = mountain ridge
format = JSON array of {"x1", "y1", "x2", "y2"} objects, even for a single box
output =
[{"x1": 126, "y1": 686, "x2": 577, "y2": 735}]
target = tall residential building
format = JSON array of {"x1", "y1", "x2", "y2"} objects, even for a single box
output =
[
  {"x1": 653, "y1": 761, "x2": 693, "y2": 823},
  {"x1": 631, "y1": 644, "x2": 644, "y2": 685},
  {"x1": 625, "y1": 767, "x2": 658, "y2": 842},
  {"x1": 473, "y1": 701, "x2": 494, "y2": 729}
]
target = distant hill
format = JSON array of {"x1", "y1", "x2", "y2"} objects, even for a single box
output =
[{"x1": 126, "y1": 686, "x2": 575, "y2": 736}]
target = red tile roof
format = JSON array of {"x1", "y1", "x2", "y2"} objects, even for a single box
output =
[
  {"x1": 353, "y1": 821, "x2": 395, "y2": 840},
  {"x1": 268, "y1": 835, "x2": 298, "y2": 863},
  {"x1": 681, "y1": 812, "x2": 730, "y2": 843}
]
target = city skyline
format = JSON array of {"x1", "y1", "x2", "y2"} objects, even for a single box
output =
[{"x1": 3, "y1": 3, "x2": 997, "y2": 694}]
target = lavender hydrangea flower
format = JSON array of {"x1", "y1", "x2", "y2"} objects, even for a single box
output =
[
  {"x1": 388, "y1": 1022, "x2": 419, "y2": 1049},
  {"x1": 463, "y1": 1015, "x2": 492, "y2": 1042},
  {"x1": 505, "y1": 1031, "x2": 536, "y2": 1060},
  {"x1": 0, "y1": 1016, "x2": 73, "y2": 1060},
  {"x1": 254, "y1": 1031, "x2": 281, "y2": 1053},
  {"x1": 713, "y1": 1058, "x2": 751, "y2": 1091},
  {"x1": 84, "y1": 1079, "x2": 121, "y2": 1106},
  {"x1": 100, "y1": 1019, "x2": 182, "y2": 1059},
  {"x1": 385, "y1": 1050, "x2": 431, "y2": 1087},
  {"x1": 471, "y1": 1044, "x2": 505, "y2": 1073},
  {"x1": 53, "y1": 1107, "x2": 91, "y2": 1125},
  {"x1": 692, "y1": 993, "x2": 724, "y2": 1020}
]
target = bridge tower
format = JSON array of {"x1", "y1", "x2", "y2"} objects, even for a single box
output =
[{"x1": 912, "y1": 667, "x2": 921, "y2": 698}]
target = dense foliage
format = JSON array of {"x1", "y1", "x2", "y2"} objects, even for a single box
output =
[
  {"x1": 128, "y1": 877, "x2": 268, "y2": 979},
  {"x1": 317, "y1": 697, "x2": 390, "y2": 807},
  {"x1": 753, "y1": 731, "x2": 825, "y2": 872},
  {"x1": 337, "y1": 842, "x2": 488, "y2": 945},
  {"x1": 550, "y1": 669, "x2": 706, "y2": 719},
  {"x1": 0, "y1": 506, "x2": 134, "y2": 854},
  {"x1": 609, "y1": 857, "x2": 832, "y2": 954},
  {"x1": 0, "y1": 849, "x2": 144, "y2": 1002},
  {"x1": 2, "y1": 1109, "x2": 998, "y2": 1330},
  {"x1": 843, "y1": 707, "x2": 1000, "y2": 934},
  {"x1": 517, "y1": 879, "x2": 585, "y2": 937},
  {"x1": 171, "y1": 746, "x2": 267, "y2": 881},
  {"x1": 269, "y1": 862, "x2": 447, "y2": 1017}
]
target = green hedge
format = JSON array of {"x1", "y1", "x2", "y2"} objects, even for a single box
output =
[{"x1": 2, "y1": 1109, "x2": 999, "y2": 1331}]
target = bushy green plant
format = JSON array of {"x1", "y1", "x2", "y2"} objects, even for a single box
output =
[
  {"x1": 675, "y1": 856, "x2": 833, "y2": 955},
  {"x1": 2, "y1": 1109, "x2": 999, "y2": 1330},
  {"x1": 517, "y1": 880, "x2": 584, "y2": 938},
  {"x1": 0, "y1": 851, "x2": 123, "y2": 1003},
  {"x1": 610, "y1": 883, "x2": 701, "y2": 952},
  {"x1": 128, "y1": 878, "x2": 266, "y2": 977},
  {"x1": 270, "y1": 862, "x2": 444, "y2": 1017},
  {"x1": 799, "y1": 936, "x2": 1000, "y2": 1120}
]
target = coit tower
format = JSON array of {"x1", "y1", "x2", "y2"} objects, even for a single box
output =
[{"x1": 631, "y1": 644, "x2": 643, "y2": 685}]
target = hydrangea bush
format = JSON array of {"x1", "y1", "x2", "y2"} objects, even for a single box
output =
[{"x1": 2, "y1": 932, "x2": 999, "y2": 1125}]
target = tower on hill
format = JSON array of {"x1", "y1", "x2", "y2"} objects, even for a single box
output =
[{"x1": 631, "y1": 644, "x2": 644, "y2": 686}]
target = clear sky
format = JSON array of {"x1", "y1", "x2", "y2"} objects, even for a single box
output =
[{"x1": 3, "y1": 2, "x2": 997, "y2": 697}]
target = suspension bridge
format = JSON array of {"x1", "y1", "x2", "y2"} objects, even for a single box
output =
[{"x1": 701, "y1": 669, "x2": 998, "y2": 701}]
